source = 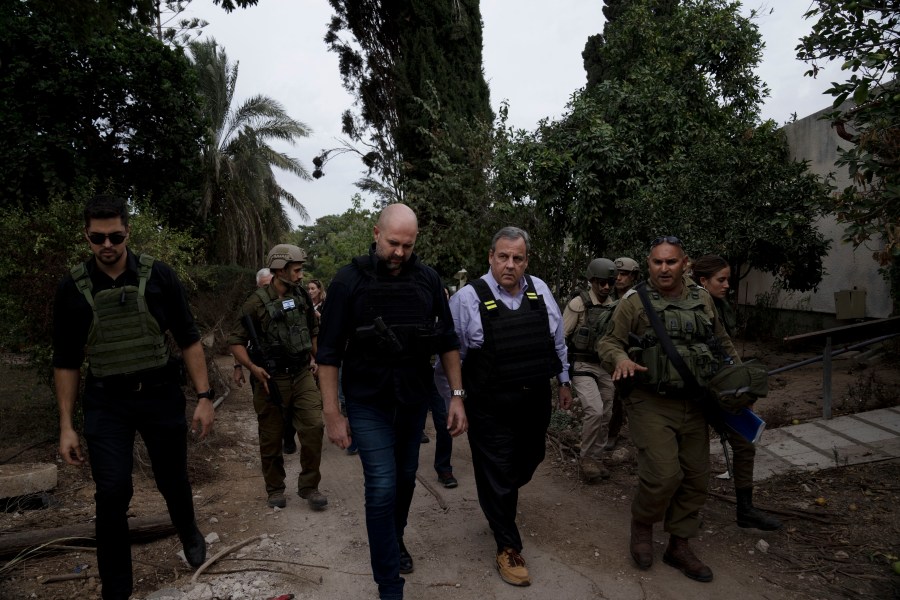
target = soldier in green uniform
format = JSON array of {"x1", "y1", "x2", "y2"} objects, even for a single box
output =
[
  {"x1": 598, "y1": 236, "x2": 739, "y2": 583},
  {"x1": 229, "y1": 244, "x2": 327, "y2": 511},
  {"x1": 691, "y1": 254, "x2": 781, "y2": 531}
]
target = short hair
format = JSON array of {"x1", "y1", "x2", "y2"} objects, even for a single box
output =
[
  {"x1": 491, "y1": 226, "x2": 531, "y2": 255},
  {"x1": 691, "y1": 254, "x2": 730, "y2": 282},
  {"x1": 255, "y1": 268, "x2": 272, "y2": 286},
  {"x1": 84, "y1": 194, "x2": 129, "y2": 228}
]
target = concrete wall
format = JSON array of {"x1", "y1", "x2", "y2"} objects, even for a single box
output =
[{"x1": 738, "y1": 105, "x2": 893, "y2": 320}]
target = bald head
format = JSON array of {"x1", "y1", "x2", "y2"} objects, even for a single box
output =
[
  {"x1": 374, "y1": 203, "x2": 419, "y2": 273},
  {"x1": 377, "y1": 203, "x2": 418, "y2": 231}
]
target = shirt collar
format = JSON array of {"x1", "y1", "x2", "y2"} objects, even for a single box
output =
[{"x1": 485, "y1": 271, "x2": 529, "y2": 297}]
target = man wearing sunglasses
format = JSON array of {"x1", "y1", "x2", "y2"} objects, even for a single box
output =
[
  {"x1": 562, "y1": 258, "x2": 618, "y2": 482},
  {"x1": 52, "y1": 194, "x2": 215, "y2": 600},
  {"x1": 598, "y1": 236, "x2": 739, "y2": 584}
]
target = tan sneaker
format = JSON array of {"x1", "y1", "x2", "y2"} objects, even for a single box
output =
[
  {"x1": 496, "y1": 547, "x2": 531, "y2": 586},
  {"x1": 580, "y1": 457, "x2": 610, "y2": 482}
]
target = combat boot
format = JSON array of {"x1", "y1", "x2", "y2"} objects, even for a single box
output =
[
  {"x1": 663, "y1": 535, "x2": 713, "y2": 582},
  {"x1": 629, "y1": 519, "x2": 653, "y2": 569},
  {"x1": 736, "y1": 487, "x2": 783, "y2": 531}
]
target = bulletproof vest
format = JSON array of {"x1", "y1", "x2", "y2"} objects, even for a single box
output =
[
  {"x1": 463, "y1": 276, "x2": 562, "y2": 391},
  {"x1": 346, "y1": 255, "x2": 438, "y2": 362},
  {"x1": 71, "y1": 254, "x2": 169, "y2": 378},
  {"x1": 254, "y1": 286, "x2": 313, "y2": 366},
  {"x1": 568, "y1": 290, "x2": 616, "y2": 363},
  {"x1": 713, "y1": 296, "x2": 737, "y2": 337},
  {"x1": 633, "y1": 285, "x2": 720, "y2": 389}
]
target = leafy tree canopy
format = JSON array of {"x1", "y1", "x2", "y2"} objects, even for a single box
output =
[
  {"x1": 0, "y1": 1, "x2": 206, "y2": 230},
  {"x1": 323, "y1": 0, "x2": 495, "y2": 278},
  {"x1": 493, "y1": 0, "x2": 832, "y2": 293},
  {"x1": 291, "y1": 195, "x2": 377, "y2": 285},
  {"x1": 797, "y1": 0, "x2": 899, "y2": 299}
]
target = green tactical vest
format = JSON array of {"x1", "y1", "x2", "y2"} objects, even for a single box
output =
[
  {"x1": 254, "y1": 287, "x2": 313, "y2": 365},
  {"x1": 72, "y1": 254, "x2": 169, "y2": 378},
  {"x1": 634, "y1": 286, "x2": 719, "y2": 389},
  {"x1": 568, "y1": 290, "x2": 617, "y2": 363}
]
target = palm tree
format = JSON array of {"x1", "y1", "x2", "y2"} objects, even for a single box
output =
[{"x1": 188, "y1": 38, "x2": 311, "y2": 266}]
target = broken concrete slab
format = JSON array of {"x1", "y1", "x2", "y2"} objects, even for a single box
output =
[{"x1": 0, "y1": 462, "x2": 57, "y2": 498}]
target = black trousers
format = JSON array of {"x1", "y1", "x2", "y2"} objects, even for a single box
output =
[
  {"x1": 83, "y1": 380, "x2": 196, "y2": 600},
  {"x1": 466, "y1": 381, "x2": 551, "y2": 553}
]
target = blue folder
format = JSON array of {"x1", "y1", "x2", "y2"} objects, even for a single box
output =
[{"x1": 722, "y1": 408, "x2": 766, "y2": 444}]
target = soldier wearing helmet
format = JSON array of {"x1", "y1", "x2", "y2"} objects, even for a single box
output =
[
  {"x1": 562, "y1": 257, "x2": 618, "y2": 482},
  {"x1": 610, "y1": 256, "x2": 641, "y2": 301},
  {"x1": 228, "y1": 243, "x2": 327, "y2": 511}
]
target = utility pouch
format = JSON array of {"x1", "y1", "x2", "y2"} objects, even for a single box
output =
[
  {"x1": 707, "y1": 362, "x2": 769, "y2": 413},
  {"x1": 638, "y1": 343, "x2": 717, "y2": 389},
  {"x1": 572, "y1": 326, "x2": 591, "y2": 351}
]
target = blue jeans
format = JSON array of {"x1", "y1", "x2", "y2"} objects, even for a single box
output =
[
  {"x1": 346, "y1": 400, "x2": 427, "y2": 600},
  {"x1": 428, "y1": 391, "x2": 453, "y2": 475}
]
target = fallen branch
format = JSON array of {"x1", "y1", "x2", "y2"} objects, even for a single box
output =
[
  {"x1": 191, "y1": 534, "x2": 263, "y2": 583},
  {"x1": 41, "y1": 572, "x2": 91, "y2": 584},
  {"x1": 0, "y1": 514, "x2": 176, "y2": 559},
  {"x1": 201, "y1": 566, "x2": 320, "y2": 585},
  {"x1": 218, "y1": 556, "x2": 329, "y2": 569},
  {"x1": 706, "y1": 491, "x2": 845, "y2": 524},
  {"x1": 416, "y1": 473, "x2": 448, "y2": 511},
  {"x1": 46, "y1": 545, "x2": 97, "y2": 553}
]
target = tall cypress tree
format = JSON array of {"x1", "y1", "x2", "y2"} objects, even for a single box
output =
[{"x1": 325, "y1": 0, "x2": 493, "y2": 274}]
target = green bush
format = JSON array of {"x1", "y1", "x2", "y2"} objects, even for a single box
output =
[{"x1": 0, "y1": 194, "x2": 203, "y2": 366}]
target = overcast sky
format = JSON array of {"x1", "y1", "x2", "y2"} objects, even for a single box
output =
[{"x1": 181, "y1": 0, "x2": 844, "y2": 225}]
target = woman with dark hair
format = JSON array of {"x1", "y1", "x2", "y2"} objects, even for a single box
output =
[{"x1": 692, "y1": 254, "x2": 782, "y2": 531}]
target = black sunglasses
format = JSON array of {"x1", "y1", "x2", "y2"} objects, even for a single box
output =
[
  {"x1": 87, "y1": 232, "x2": 127, "y2": 245},
  {"x1": 650, "y1": 235, "x2": 682, "y2": 248}
]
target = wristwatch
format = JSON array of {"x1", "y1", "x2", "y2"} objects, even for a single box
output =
[
  {"x1": 560, "y1": 381, "x2": 571, "y2": 388},
  {"x1": 451, "y1": 389, "x2": 467, "y2": 400},
  {"x1": 197, "y1": 388, "x2": 215, "y2": 400}
]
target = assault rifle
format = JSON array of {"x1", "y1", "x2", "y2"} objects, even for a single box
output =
[{"x1": 241, "y1": 314, "x2": 283, "y2": 407}]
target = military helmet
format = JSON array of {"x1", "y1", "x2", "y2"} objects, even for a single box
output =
[
  {"x1": 585, "y1": 258, "x2": 617, "y2": 281},
  {"x1": 267, "y1": 244, "x2": 307, "y2": 270},
  {"x1": 615, "y1": 257, "x2": 640, "y2": 272}
]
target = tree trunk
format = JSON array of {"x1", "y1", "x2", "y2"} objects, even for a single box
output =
[{"x1": 0, "y1": 515, "x2": 175, "y2": 559}]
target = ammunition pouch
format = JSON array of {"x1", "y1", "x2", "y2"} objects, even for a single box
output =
[{"x1": 636, "y1": 343, "x2": 718, "y2": 391}]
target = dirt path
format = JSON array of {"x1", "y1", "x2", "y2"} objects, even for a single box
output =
[
  {"x1": 162, "y1": 358, "x2": 797, "y2": 600},
  {"x1": 4, "y1": 348, "x2": 898, "y2": 599}
]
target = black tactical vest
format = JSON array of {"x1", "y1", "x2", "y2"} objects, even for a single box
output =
[
  {"x1": 463, "y1": 275, "x2": 562, "y2": 391},
  {"x1": 346, "y1": 254, "x2": 439, "y2": 362},
  {"x1": 71, "y1": 254, "x2": 169, "y2": 378}
]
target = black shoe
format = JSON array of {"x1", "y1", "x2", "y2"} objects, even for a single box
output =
[
  {"x1": 283, "y1": 438, "x2": 297, "y2": 454},
  {"x1": 420, "y1": 432, "x2": 430, "y2": 444},
  {"x1": 438, "y1": 472, "x2": 458, "y2": 489},
  {"x1": 179, "y1": 523, "x2": 207, "y2": 568},
  {"x1": 399, "y1": 540, "x2": 414, "y2": 574}
]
